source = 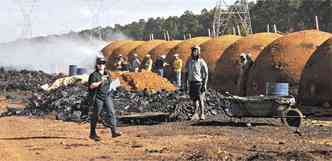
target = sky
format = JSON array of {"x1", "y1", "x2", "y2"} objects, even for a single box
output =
[{"x1": 0, "y1": 0, "x2": 247, "y2": 43}]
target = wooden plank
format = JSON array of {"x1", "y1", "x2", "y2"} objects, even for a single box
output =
[{"x1": 118, "y1": 112, "x2": 169, "y2": 119}]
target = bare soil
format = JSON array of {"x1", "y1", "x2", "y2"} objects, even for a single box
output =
[{"x1": 0, "y1": 95, "x2": 331, "y2": 161}]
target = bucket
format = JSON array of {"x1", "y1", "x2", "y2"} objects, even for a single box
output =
[
  {"x1": 69, "y1": 65, "x2": 78, "y2": 76},
  {"x1": 265, "y1": 82, "x2": 289, "y2": 96},
  {"x1": 77, "y1": 68, "x2": 88, "y2": 75}
]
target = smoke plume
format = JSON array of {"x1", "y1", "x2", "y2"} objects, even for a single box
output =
[{"x1": 0, "y1": 34, "x2": 116, "y2": 74}]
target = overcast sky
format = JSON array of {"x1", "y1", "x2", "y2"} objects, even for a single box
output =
[{"x1": 0, "y1": 0, "x2": 245, "y2": 43}]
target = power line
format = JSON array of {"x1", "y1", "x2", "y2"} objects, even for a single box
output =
[
  {"x1": 13, "y1": 0, "x2": 39, "y2": 39},
  {"x1": 85, "y1": 0, "x2": 105, "y2": 41}
]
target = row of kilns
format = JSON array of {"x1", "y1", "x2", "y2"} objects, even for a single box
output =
[{"x1": 102, "y1": 30, "x2": 332, "y2": 116}]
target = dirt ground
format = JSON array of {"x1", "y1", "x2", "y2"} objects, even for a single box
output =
[
  {"x1": 0, "y1": 97, "x2": 331, "y2": 161},
  {"x1": 0, "y1": 117, "x2": 331, "y2": 161}
]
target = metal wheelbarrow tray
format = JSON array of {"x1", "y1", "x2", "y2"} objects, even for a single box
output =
[{"x1": 220, "y1": 93, "x2": 304, "y2": 129}]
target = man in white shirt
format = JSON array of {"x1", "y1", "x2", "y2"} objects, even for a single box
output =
[{"x1": 184, "y1": 45, "x2": 209, "y2": 120}]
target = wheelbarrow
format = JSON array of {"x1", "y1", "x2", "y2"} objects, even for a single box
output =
[{"x1": 220, "y1": 92, "x2": 304, "y2": 129}]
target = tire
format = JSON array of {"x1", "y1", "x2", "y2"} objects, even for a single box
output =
[{"x1": 282, "y1": 108, "x2": 303, "y2": 129}]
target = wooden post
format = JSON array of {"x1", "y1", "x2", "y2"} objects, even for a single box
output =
[
  {"x1": 237, "y1": 25, "x2": 241, "y2": 36},
  {"x1": 233, "y1": 27, "x2": 236, "y2": 35},
  {"x1": 315, "y1": 16, "x2": 320, "y2": 31},
  {"x1": 163, "y1": 32, "x2": 167, "y2": 40},
  {"x1": 188, "y1": 33, "x2": 192, "y2": 39},
  {"x1": 183, "y1": 34, "x2": 186, "y2": 40},
  {"x1": 208, "y1": 28, "x2": 211, "y2": 37},
  {"x1": 273, "y1": 24, "x2": 277, "y2": 33},
  {"x1": 166, "y1": 31, "x2": 170, "y2": 41},
  {"x1": 267, "y1": 24, "x2": 270, "y2": 32},
  {"x1": 152, "y1": 34, "x2": 154, "y2": 40}
]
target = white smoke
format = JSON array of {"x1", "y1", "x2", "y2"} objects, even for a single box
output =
[{"x1": 0, "y1": 35, "x2": 109, "y2": 74}]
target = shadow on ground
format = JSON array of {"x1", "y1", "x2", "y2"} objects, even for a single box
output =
[
  {"x1": 0, "y1": 136, "x2": 86, "y2": 140},
  {"x1": 191, "y1": 120, "x2": 276, "y2": 127}
]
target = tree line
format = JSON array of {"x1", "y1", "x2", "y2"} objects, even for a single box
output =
[{"x1": 79, "y1": 0, "x2": 332, "y2": 41}]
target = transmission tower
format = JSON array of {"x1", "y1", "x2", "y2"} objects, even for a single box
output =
[
  {"x1": 86, "y1": 0, "x2": 105, "y2": 41},
  {"x1": 13, "y1": 0, "x2": 39, "y2": 39},
  {"x1": 213, "y1": 0, "x2": 253, "y2": 37}
]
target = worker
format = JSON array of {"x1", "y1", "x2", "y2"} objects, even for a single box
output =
[
  {"x1": 88, "y1": 57, "x2": 121, "y2": 141},
  {"x1": 141, "y1": 54, "x2": 153, "y2": 71},
  {"x1": 237, "y1": 53, "x2": 253, "y2": 96},
  {"x1": 172, "y1": 53, "x2": 182, "y2": 89},
  {"x1": 184, "y1": 45, "x2": 208, "y2": 121},
  {"x1": 154, "y1": 54, "x2": 168, "y2": 77},
  {"x1": 114, "y1": 54, "x2": 125, "y2": 71},
  {"x1": 130, "y1": 53, "x2": 141, "y2": 72}
]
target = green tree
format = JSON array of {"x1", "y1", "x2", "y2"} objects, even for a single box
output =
[{"x1": 179, "y1": 10, "x2": 201, "y2": 36}]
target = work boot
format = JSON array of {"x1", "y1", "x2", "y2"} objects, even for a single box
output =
[
  {"x1": 110, "y1": 127, "x2": 122, "y2": 138},
  {"x1": 89, "y1": 133, "x2": 101, "y2": 141},
  {"x1": 112, "y1": 131, "x2": 122, "y2": 138}
]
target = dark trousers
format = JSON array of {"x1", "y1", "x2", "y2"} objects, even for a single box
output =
[
  {"x1": 189, "y1": 81, "x2": 202, "y2": 101},
  {"x1": 90, "y1": 96, "x2": 118, "y2": 135}
]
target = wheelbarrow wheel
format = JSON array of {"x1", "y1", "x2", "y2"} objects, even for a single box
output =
[{"x1": 282, "y1": 108, "x2": 303, "y2": 129}]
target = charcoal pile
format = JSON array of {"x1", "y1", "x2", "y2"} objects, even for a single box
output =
[
  {"x1": 0, "y1": 68, "x2": 58, "y2": 92},
  {"x1": 0, "y1": 82, "x2": 227, "y2": 123},
  {"x1": 170, "y1": 89, "x2": 226, "y2": 120},
  {"x1": 0, "y1": 84, "x2": 90, "y2": 121}
]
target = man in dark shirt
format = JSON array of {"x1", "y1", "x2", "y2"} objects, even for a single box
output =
[
  {"x1": 88, "y1": 57, "x2": 121, "y2": 141},
  {"x1": 154, "y1": 54, "x2": 168, "y2": 77}
]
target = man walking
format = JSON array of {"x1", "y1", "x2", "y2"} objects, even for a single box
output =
[
  {"x1": 184, "y1": 45, "x2": 208, "y2": 120},
  {"x1": 88, "y1": 57, "x2": 121, "y2": 141}
]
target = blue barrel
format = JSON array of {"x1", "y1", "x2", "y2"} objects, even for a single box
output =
[
  {"x1": 265, "y1": 82, "x2": 289, "y2": 96},
  {"x1": 69, "y1": 65, "x2": 78, "y2": 76},
  {"x1": 77, "y1": 68, "x2": 88, "y2": 75}
]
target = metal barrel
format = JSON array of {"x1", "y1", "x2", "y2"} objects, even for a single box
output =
[
  {"x1": 265, "y1": 82, "x2": 289, "y2": 96},
  {"x1": 77, "y1": 68, "x2": 88, "y2": 75},
  {"x1": 69, "y1": 65, "x2": 78, "y2": 76}
]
